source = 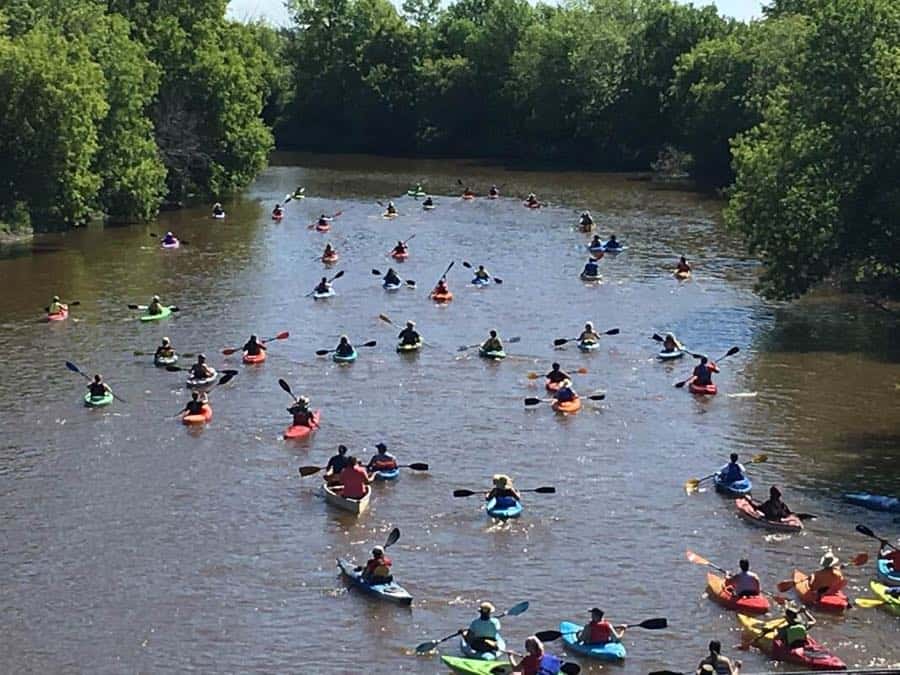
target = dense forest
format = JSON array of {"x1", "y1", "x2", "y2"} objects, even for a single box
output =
[{"x1": 1, "y1": 0, "x2": 897, "y2": 300}]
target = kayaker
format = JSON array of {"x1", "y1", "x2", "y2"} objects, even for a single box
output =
[
  {"x1": 809, "y1": 550, "x2": 846, "y2": 596},
  {"x1": 696, "y1": 640, "x2": 741, "y2": 675},
  {"x1": 604, "y1": 235, "x2": 622, "y2": 250},
  {"x1": 385, "y1": 201, "x2": 397, "y2": 215},
  {"x1": 162, "y1": 231, "x2": 177, "y2": 245},
  {"x1": 545, "y1": 363, "x2": 570, "y2": 387},
  {"x1": 486, "y1": 474, "x2": 521, "y2": 504},
  {"x1": 383, "y1": 268, "x2": 402, "y2": 286},
  {"x1": 48, "y1": 295, "x2": 67, "y2": 315},
  {"x1": 579, "y1": 211, "x2": 594, "y2": 230},
  {"x1": 367, "y1": 443, "x2": 398, "y2": 472},
  {"x1": 272, "y1": 204, "x2": 283, "y2": 218},
  {"x1": 489, "y1": 184, "x2": 499, "y2": 197},
  {"x1": 322, "y1": 243, "x2": 336, "y2": 259},
  {"x1": 578, "y1": 322, "x2": 601, "y2": 344},
  {"x1": 692, "y1": 355, "x2": 719, "y2": 388},
  {"x1": 718, "y1": 453, "x2": 746, "y2": 484},
  {"x1": 474, "y1": 265, "x2": 491, "y2": 282},
  {"x1": 464, "y1": 602, "x2": 502, "y2": 651},
  {"x1": 777, "y1": 604, "x2": 815, "y2": 649},
  {"x1": 582, "y1": 258, "x2": 600, "y2": 277},
  {"x1": 525, "y1": 193, "x2": 539, "y2": 207},
  {"x1": 462, "y1": 186, "x2": 475, "y2": 197},
  {"x1": 155, "y1": 337, "x2": 176, "y2": 360},
  {"x1": 676, "y1": 256, "x2": 692, "y2": 274},
  {"x1": 148, "y1": 295, "x2": 164, "y2": 316},
  {"x1": 242, "y1": 334, "x2": 266, "y2": 357},
  {"x1": 433, "y1": 279, "x2": 450, "y2": 297},
  {"x1": 314, "y1": 277, "x2": 332, "y2": 295},
  {"x1": 87, "y1": 374, "x2": 111, "y2": 399},
  {"x1": 336, "y1": 456, "x2": 374, "y2": 499},
  {"x1": 324, "y1": 445, "x2": 350, "y2": 485},
  {"x1": 750, "y1": 486, "x2": 792, "y2": 521},
  {"x1": 288, "y1": 395, "x2": 315, "y2": 428},
  {"x1": 662, "y1": 333, "x2": 683, "y2": 353},
  {"x1": 553, "y1": 379, "x2": 578, "y2": 403},
  {"x1": 335, "y1": 335, "x2": 355, "y2": 358},
  {"x1": 517, "y1": 636, "x2": 562, "y2": 675},
  {"x1": 397, "y1": 320, "x2": 421, "y2": 347},
  {"x1": 577, "y1": 608, "x2": 623, "y2": 646},
  {"x1": 423, "y1": 196, "x2": 434, "y2": 207},
  {"x1": 725, "y1": 559, "x2": 761, "y2": 597},
  {"x1": 212, "y1": 202, "x2": 224, "y2": 217},
  {"x1": 189, "y1": 354, "x2": 215, "y2": 380},
  {"x1": 362, "y1": 546, "x2": 393, "y2": 584},
  {"x1": 292, "y1": 187, "x2": 304, "y2": 199},
  {"x1": 181, "y1": 391, "x2": 207, "y2": 417},
  {"x1": 880, "y1": 544, "x2": 900, "y2": 573},
  {"x1": 317, "y1": 213, "x2": 332, "y2": 228},
  {"x1": 392, "y1": 240, "x2": 408, "y2": 256},
  {"x1": 481, "y1": 330, "x2": 504, "y2": 354}
]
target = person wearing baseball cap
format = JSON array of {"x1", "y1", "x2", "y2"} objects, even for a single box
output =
[
  {"x1": 464, "y1": 601, "x2": 502, "y2": 653},
  {"x1": 578, "y1": 608, "x2": 623, "y2": 646},
  {"x1": 367, "y1": 442, "x2": 398, "y2": 472}
]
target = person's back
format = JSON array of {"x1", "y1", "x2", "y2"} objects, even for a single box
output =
[
  {"x1": 583, "y1": 619, "x2": 614, "y2": 645},
  {"x1": 727, "y1": 570, "x2": 760, "y2": 596},
  {"x1": 186, "y1": 398, "x2": 206, "y2": 415},
  {"x1": 385, "y1": 270, "x2": 401, "y2": 285},
  {"x1": 698, "y1": 653, "x2": 736, "y2": 675},
  {"x1": 149, "y1": 299, "x2": 163, "y2": 315},
  {"x1": 369, "y1": 452, "x2": 397, "y2": 471},
  {"x1": 812, "y1": 567, "x2": 844, "y2": 594},
  {"x1": 89, "y1": 381, "x2": 108, "y2": 397},
  {"x1": 760, "y1": 496, "x2": 790, "y2": 520},
  {"x1": 468, "y1": 616, "x2": 500, "y2": 640},
  {"x1": 694, "y1": 362, "x2": 714, "y2": 385},
  {"x1": 336, "y1": 339, "x2": 354, "y2": 356},
  {"x1": 546, "y1": 367, "x2": 568, "y2": 383},
  {"x1": 243, "y1": 338, "x2": 263, "y2": 356},
  {"x1": 315, "y1": 279, "x2": 330, "y2": 293},
  {"x1": 584, "y1": 260, "x2": 599, "y2": 275},
  {"x1": 338, "y1": 464, "x2": 369, "y2": 499},
  {"x1": 398, "y1": 327, "x2": 419, "y2": 344},
  {"x1": 719, "y1": 460, "x2": 745, "y2": 483}
]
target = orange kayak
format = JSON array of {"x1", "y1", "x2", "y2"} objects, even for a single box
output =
[
  {"x1": 793, "y1": 570, "x2": 849, "y2": 612},
  {"x1": 243, "y1": 351, "x2": 266, "y2": 365},
  {"x1": 706, "y1": 572, "x2": 769, "y2": 614},
  {"x1": 322, "y1": 253, "x2": 339, "y2": 264},
  {"x1": 431, "y1": 290, "x2": 453, "y2": 303},
  {"x1": 183, "y1": 404, "x2": 213, "y2": 425},
  {"x1": 283, "y1": 411, "x2": 321, "y2": 439},
  {"x1": 552, "y1": 397, "x2": 582, "y2": 414}
]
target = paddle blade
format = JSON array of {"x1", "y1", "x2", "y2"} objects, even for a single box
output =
[
  {"x1": 385, "y1": 527, "x2": 400, "y2": 548},
  {"x1": 855, "y1": 524, "x2": 876, "y2": 538},
  {"x1": 651, "y1": 334, "x2": 664, "y2": 342},
  {"x1": 315, "y1": 349, "x2": 330, "y2": 356},
  {"x1": 407, "y1": 463, "x2": 429, "y2": 471},
  {"x1": 674, "y1": 379, "x2": 689, "y2": 388},
  {"x1": 524, "y1": 398, "x2": 543, "y2": 406},
  {"x1": 221, "y1": 348, "x2": 239, "y2": 355},
  {"x1": 686, "y1": 550, "x2": 710, "y2": 566},
  {"x1": 855, "y1": 598, "x2": 885, "y2": 608},
  {"x1": 65, "y1": 360, "x2": 81, "y2": 373},
  {"x1": 217, "y1": 372, "x2": 236, "y2": 386},
  {"x1": 560, "y1": 663, "x2": 581, "y2": 675},
  {"x1": 725, "y1": 346, "x2": 740, "y2": 357},
  {"x1": 604, "y1": 328, "x2": 620, "y2": 335},
  {"x1": 506, "y1": 601, "x2": 529, "y2": 616},
  {"x1": 587, "y1": 393, "x2": 606, "y2": 401},
  {"x1": 362, "y1": 340, "x2": 377, "y2": 347},
  {"x1": 493, "y1": 277, "x2": 503, "y2": 284},
  {"x1": 851, "y1": 552, "x2": 869, "y2": 566},
  {"x1": 684, "y1": 479, "x2": 701, "y2": 494},
  {"x1": 533, "y1": 486, "x2": 556, "y2": 494},
  {"x1": 332, "y1": 270, "x2": 345, "y2": 280},
  {"x1": 635, "y1": 617, "x2": 667, "y2": 630},
  {"x1": 378, "y1": 314, "x2": 393, "y2": 325},
  {"x1": 278, "y1": 378, "x2": 293, "y2": 395},
  {"x1": 165, "y1": 365, "x2": 183, "y2": 372},
  {"x1": 298, "y1": 466, "x2": 322, "y2": 477},
  {"x1": 648, "y1": 671, "x2": 685, "y2": 675},
  {"x1": 462, "y1": 261, "x2": 472, "y2": 268},
  {"x1": 272, "y1": 331, "x2": 290, "y2": 341},
  {"x1": 405, "y1": 280, "x2": 416, "y2": 287},
  {"x1": 453, "y1": 489, "x2": 477, "y2": 498},
  {"x1": 371, "y1": 269, "x2": 381, "y2": 275},
  {"x1": 750, "y1": 453, "x2": 768, "y2": 463},
  {"x1": 526, "y1": 372, "x2": 540, "y2": 379},
  {"x1": 414, "y1": 640, "x2": 438, "y2": 654},
  {"x1": 553, "y1": 338, "x2": 569, "y2": 346},
  {"x1": 534, "y1": 630, "x2": 563, "y2": 642}
]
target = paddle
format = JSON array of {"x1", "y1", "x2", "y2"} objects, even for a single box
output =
[
  {"x1": 370, "y1": 270, "x2": 416, "y2": 287},
  {"x1": 457, "y1": 337, "x2": 520, "y2": 352},
  {"x1": 387, "y1": 233, "x2": 416, "y2": 256},
  {"x1": 453, "y1": 487, "x2": 555, "y2": 498},
  {"x1": 44, "y1": 300, "x2": 80, "y2": 311},
  {"x1": 378, "y1": 314, "x2": 434, "y2": 347},
  {"x1": 315, "y1": 340, "x2": 377, "y2": 357},
  {"x1": 221, "y1": 331, "x2": 290, "y2": 356},
  {"x1": 149, "y1": 233, "x2": 189, "y2": 246},
  {"x1": 526, "y1": 368, "x2": 589, "y2": 379},
  {"x1": 553, "y1": 329, "x2": 620, "y2": 346},
  {"x1": 435, "y1": 261, "x2": 455, "y2": 286},
  {"x1": 685, "y1": 550, "x2": 728, "y2": 575},
  {"x1": 306, "y1": 270, "x2": 345, "y2": 297},
  {"x1": 462, "y1": 261, "x2": 503, "y2": 284},
  {"x1": 307, "y1": 210, "x2": 342, "y2": 229},
  {"x1": 65, "y1": 361, "x2": 128, "y2": 403},
  {"x1": 414, "y1": 601, "x2": 529, "y2": 654},
  {"x1": 134, "y1": 350, "x2": 194, "y2": 358},
  {"x1": 127, "y1": 303, "x2": 180, "y2": 312},
  {"x1": 299, "y1": 462, "x2": 428, "y2": 478},
  {"x1": 524, "y1": 393, "x2": 606, "y2": 406},
  {"x1": 684, "y1": 453, "x2": 767, "y2": 494},
  {"x1": 674, "y1": 346, "x2": 740, "y2": 388},
  {"x1": 856, "y1": 523, "x2": 899, "y2": 551},
  {"x1": 775, "y1": 553, "x2": 869, "y2": 593},
  {"x1": 535, "y1": 617, "x2": 668, "y2": 642}
]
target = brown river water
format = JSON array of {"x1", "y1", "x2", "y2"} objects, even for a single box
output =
[{"x1": 1, "y1": 153, "x2": 898, "y2": 673}]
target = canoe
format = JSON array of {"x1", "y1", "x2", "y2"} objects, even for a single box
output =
[
  {"x1": 182, "y1": 404, "x2": 212, "y2": 425},
  {"x1": 459, "y1": 634, "x2": 507, "y2": 661},
  {"x1": 336, "y1": 558, "x2": 412, "y2": 605},
  {"x1": 577, "y1": 341, "x2": 599, "y2": 352},
  {"x1": 479, "y1": 348, "x2": 506, "y2": 360},
  {"x1": 322, "y1": 483, "x2": 370, "y2": 515},
  {"x1": 140, "y1": 305, "x2": 172, "y2": 322},
  {"x1": 793, "y1": 569, "x2": 849, "y2": 612},
  {"x1": 714, "y1": 475, "x2": 752, "y2": 496},
  {"x1": 313, "y1": 288, "x2": 336, "y2": 300},
  {"x1": 154, "y1": 353, "x2": 178, "y2": 367},
  {"x1": 869, "y1": 581, "x2": 900, "y2": 616},
  {"x1": 737, "y1": 614, "x2": 846, "y2": 670},
  {"x1": 383, "y1": 281, "x2": 402, "y2": 291},
  {"x1": 374, "y1": 467, "x2": 400, "y2": 480},
  {"x1": 877, "y1": 556, "x2": 900, "y2": 586},
  {"x1": 471, "y1": 277, "x2": 491, "y2": 287},
  {"x1": 842, "y1": 492, "x2": 900, "y2": 513},
  {"x1": 735, "y1": 498, "x2": 803, "y2": 532},
  {"x1": 580, "y1": 271, "x2": 602, "y2": 282},
  {"x1": 47, "y1": 308, "x2": 68, "y2": 322},
  {"x1": 486, "y1": 497, "x2": 522, "y2": 520},
  {"x1": 242, "y1": 350, "x2": 266, "y2": 365},
  {"x1": 396, "y1": 341, "x2": 422, "y2": 353},
  {"x1": 84, "y1": 392, "x2": 114, "y2": 407},
  {"x1": 431, "y1": 290, "x2": 453, "y2": 303},
  {"x1": 689, "y1": 382, "x2": 717, "y2": 395},
  {"x1": 706, "y1": 572, "x2": 770, "y2": 614},
  {"x1": 441, "y1": 655, "x2": 513, "y2": 675},
  {"x1": 560, "y1": 620, "x2": 626, "y2": 661},
  {"x1": 552, "y1": 397, "x2": 582, "y2": 414},
  {"x1": 333, "y1": 349, "x2": 358, "y2": 363},
  {"x1": 283, "y1": 411, "x2": 321, "y2": 439},
  {"x1": 186, "y1": 370, "x2": 218, "y2": 389},
  {"x1": 658, "y1": 349, "x2": 684, "y2": 360},
  {"x1": 322, "y1": 253, "x2": 339, "y2": 264}
]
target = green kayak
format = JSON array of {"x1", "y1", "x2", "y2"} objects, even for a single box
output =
[
  {"x1": 441, "y1": 655, "x2": 512, "y2": 675},
  {"x1": 479, "y1": 348, "x2": 506, "y2": 360},
  {"x1": 140, "y1": 306, "x2": 172, "y2": 322},
  {"x1": 84, "y1": 391, "x2": 114, "y2": 407}
]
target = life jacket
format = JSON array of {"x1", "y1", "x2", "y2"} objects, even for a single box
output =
[
  {"x1": 371, "y1": 456, "x2": 397, "y2": 470},
  {"x1": 587, "y1": 620, "x2": 613, "y2": 643},
  {"x1": 537, "y1": 654, "x2": 562, "y2": 675},
  {"x1": 89, "y1": 383, "x2": 107, "y2": 397},
  {"x1": 783, "y1": 622, "x2": 807, "y2": 646},
  {"x1": 584, "y1": 262, "x2": 599, "y2": 275},
  {"x1": 365, "y1": 556, "x2": 392, "y2": 580}
]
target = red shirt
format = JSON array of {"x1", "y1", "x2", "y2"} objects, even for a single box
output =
[
  {"x1": 338, "y1": 465, "x2": 369, "y2": 499},
  {"x1": 364, "y1": 556, "x2": 392, "y2": 577},
  {"x1": 587, "y1": 620, "x2": 613, "y2": 643},
  {"x1": 519, "y1": 653, "x2": 540, "y2": 675}
]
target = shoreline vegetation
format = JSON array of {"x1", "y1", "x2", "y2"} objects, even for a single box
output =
[{"x1": 1, "y1": 0, "x2": 897, "y2": 301}]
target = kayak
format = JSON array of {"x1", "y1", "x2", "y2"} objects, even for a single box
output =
[
  {"x1": 471, "y1": 277, "x2": 491, "y2": 287},
  {"x1": 735, "y1": 498, "x2": 804, "y2": 533},
  {"x1": 737, "y1": 614, "x2": 846, "y2": 670},
  {"x1": 793, "y1": 569, "x2": 850, "y2": 612},
  {"x1": 313, "y1": 288, "x2": 336, "y2": 300},
  {"x1": 391, "y1": 250, "x2": 409, "y2": 261},
  {"x1": 212, "y1": 212, "x2": 225, "y2": 219},
  {"x1": 271, "y1": 212, "x2": 283, "y2": 221},
  {"x1": 877, "y1": 556, "x2": 900, "y2": 585},
  {"x1": 706, "y1": 572, "x2": 770, "y2": 614},
  {"x1": 577, "y1": 340, "x2": 599, "y2": 352},
  {"x1": 460, "y1": 634, "x2": 507, "y2": 660},
  {"x1": 242, "y1": 351, "x2": 266, "y2": 365},
  {"x1": 333, "y1": 349, "x2": 358, "y2": 364},
  {"x1": 560, "y1": 620, "x2": 626, "y2": 661},
  {"x1": 47, "y1": 308, "x2": 68, "y2": 322},
  {"x1": 322, "y1": 483, "x2": 370, "y2": 515},
  {"x1": 140, "y1": 306, "x2": 172, "y2": 322},
  {"x1": 689, "y1": 382, "x2": 718, "y2": 395},
  {"x1": 186, "y1": 369, "x2": 218, "y2": 389},
  {"x1": 315, "y1": 222, "x2": 330, "y2": 232},
  {"x1": 580, "y1": 271, "x2": 603, "y2": 282},
  {"x1": 396, "y1": 341, "x2": 422, "y2": 353},
  {"x1": 154, "y1": 353, "x2": 178, "y2": 367},
  {"x1": 283, "y1": 410, "x2": 321, "y2": 439},
  {"x1": 84, "y1": 392, "x2": 114, "y2": 407},
  {"x1": 714, "y1": 475, "x2": 752, "y2": 496},
  {"x1": 383, "y1": 212, "x2": 398, "y2": 219},
  {"x1": 423, "y1": 204, "x2": 436, "y2": 211},
  {"x1": 374, "y1": 467, "x2": 400, "y2": 480},
  {"x1": 441, "y1": 655, "x2": 513, "y2": 675},
  {"x1": 523, "y1": 202, "x2": 541, "y2": 209},
  {"x1": 406, "y1": 189, "x2": 426, "y2": 198},
  {"x1": 322, "y1": 253, "x2": 339, "y2": 264},
  {"x1": 182, "y1": 404, "x2": 213, "y2": 425},
  {"x1": 546, "y1": 379, "x2": 562, "y2": 393},
  {"x1": 843, "y1": 492, "x2": 900, "y2": 513},
  {"x1": 486, "y1": 497, "x2": 522, "y2": 520},
  {"x1": 674, "y1": 269, "x2": 691, "y2": 280},
  {"x1": 336, "y1": 558, "x2": 412, "y2": 606},
  {"x1": 870, "y1": 580, "x2": 900, "y2": 615},
  {"x1": 658, "y1": 349, "x2": 684, "y2": 360},
  {"x1": 383, "y1": 281, "x2": 402, "y2": 292},
  {"x1": 479, "y1": 348, "x2": 506, "y2": 360},
  {"x1": 431, "y1": 289, "x2": 453, "y2": 303},
  {"x1": 552, "y1": 397, "x2": 582, "y2": 414},
  {"x1": 161, "y1": 238, "x2": 180, "y2": 249}
]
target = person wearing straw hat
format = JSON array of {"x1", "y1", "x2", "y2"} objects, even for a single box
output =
[
  {"x1": 485, "y1": 475, "x2": 521, "y2": 506},
  {"x1": 810, "y1": 550, "x2": 846, "y2": 596},
  {"x1": 464, "y1": 602, "x2": 502, "y2": 651}
]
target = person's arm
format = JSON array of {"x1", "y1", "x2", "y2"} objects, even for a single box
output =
[
  {"x1": 611, "y1": 624, "x2": 625, "y2": 640},
  {"x1": 803, "y1": 609, "x2": 816, "y2": 627},
  {"x1": 512, "y1": 488, "x2": 522, "y2": 500}
]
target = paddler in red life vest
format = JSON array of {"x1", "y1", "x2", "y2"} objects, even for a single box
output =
[
  {"x1": 578, "y1": 608, "x2": 623, "y2": 646},
  {"x1": 288, "y1": 395, "x2": 315, "y2": 429},
  {"x1": 691, "y1": 355, "x2": 718, "y2": 388},
  {"x1": 362, "y1": 545, "x2": 393, "y2": 584},
  {"x1": 367, "y1": 443, "x2": 398, "y2": 472},
  {"x1": 433, "y1": 278, "x2": 450, "y2": 296}
]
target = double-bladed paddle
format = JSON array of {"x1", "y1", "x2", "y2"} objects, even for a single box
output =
[
  {"x1": 371, "y1": 270, "x2": 416, "y2": 287},
  {"x1": 458, "y1": 337, "x2": 520, "y2": 352},
  {"x1": 524, "y1": 393, "x2": 606, "y2": 406},
  {"x1": 414, "y1": 601, "x2": 529, "y2": 654},
  {"x1": 453, "y1": 487, "x2": 555, "y2": 497},
  {"x1": 65, "y1": 360, "x2": 128, "y2": 403},
  {"x1": 127, "y1": 303, "x2": 180, "y2": 312},
  {"x1": 553, "y1": 328, "x2": 619, "y2": 346},
  {"x1": 386, "y1": 233, "x2": 416, "y2": 256},
  {"x1": 684, "y1": 453, "x2": 767, "y2": 494},
  {"x1": 535, "y1": 617, "x2": 667, "y2": 642},
  {"x1": 462, "y1": 261, "x2": 503, "y2": 284},
  {"x1": 299, "y1": 463, "x2": 428, "y2": 477},
  {"x1": 526, "y1": 367, "x2": 588, "y2": 380},
  {"x1": 221, "y1": 331, "x2": 290, "y2": 356},
  {"x1": 307, "y1": 210, "x2": 343, "y2": 229},
  {"x1": 674, "y1": 346, "x2": 740, "y2": 388},
  {"x1": 315, "y1": 340, "x2": 377, "y2": 356}
]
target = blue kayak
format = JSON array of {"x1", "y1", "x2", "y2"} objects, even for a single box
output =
[
  {"x1": 560, "y1": 620, "x2": 626, "y2": 661},
  {"x1": 336, "y1": 558, "x2": 412, "y2": 605},
  {"x1": 459, "y1": 634, "x2": 507, "y2": 661},
  {"x1": 471, "y1": 277, "x2": 490, "y2": 287},
  {"x1": 374, "y1": 468, "x2": 400, "y2": 481},
  {"x1": 877, "y1": 557, "x2": 900, "y2": 586},
  {"x1": 486, "y1": 497, "x2": 522, "y2": 519},
  {"x1": 714, "y1": 474, "x2": 752, "y2": 496},
  {"x1": 843, "y1": 492, "x2": 900, "y2": 513},
  {"x1": 333, "y1": 349, "x2": 358, "y2": 363}
]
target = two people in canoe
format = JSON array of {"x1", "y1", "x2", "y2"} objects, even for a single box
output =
[
  {"x1": 481, "y1": 330, "x2": 504, "y2": 354},
  {"x1": 324, "y1": 445, "x2": 350, "y2": 484},
  {"x1": 367, "y1": 443, "x2": 398, "y2": 472},
  {"x1": 397, "y1": 321, "x2": 421, "y2": 347},
  {"x1": 718, "y1": 453, "x2": 746, "y2": 485},
  {"x1": 579, "y1": 211, "x2": 594, "y2": 231},
  {"x1": 148, "y1": 295, "x2": 165, "y2": 316},
  {"x1": 486, "y1": 474, "x2": 520, "y2": 505},
  {"x1": 190, "y1": 354, "x2": 216, "y2": 381},
  {"x1": 48, "y1": 295, "x2": 67, "y2": 315},
  {"x1": 746, "y1": 486, "x2": 793, "y2": 521},
  {"x1": 383, "y1": 268, "x2": 402, "y2": 286},
  {"x1": 88, "y1": 374, "x2": 112, "y2": 399},
  {"x1": 724, "y1": 559, "x2": 761, "y2": 598},
  {"x1": 692, "y1": 355, "x2": 719, "y2": 388},
  {"x1": 577, "y1": 608, "x2": 624, "y2": 646},
  {"x1": 243, "y1": 335, "x2": 265, "y2": 357},
  {"x1": 335, "y1": 335, "x2": 356, "y2": 358},
  {"x1": 155, "y1": 337, "x2": 176, "y2": 361},
  {"x1": 288, "y1": 395, "x2": 316, "y2": 429},
  {"x1": 697, "y1": 640, "x2": 740, "y2": 675},
  {"x1": 362, "y1": 545, "x2": 393, "y2": 584},
  {"x1": 334, "y1": 456, "x2": 374, "y2": 499}
]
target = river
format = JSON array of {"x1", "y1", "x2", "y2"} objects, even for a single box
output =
[{"x1": 1, "y1": 153, "x2": 898, "y2": 673}]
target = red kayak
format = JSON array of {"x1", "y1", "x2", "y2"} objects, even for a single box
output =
[
  {"x1": 322, "y1": 253, "x2": 339, "y2": 264},
  {"x1": 707, "y1": 573, "x2": 769, "y2": 614},
  {"x1": 243, "y1": 351, "x2": 267, "y2": 365},
  {"x1": 391, "y1": 250, "x2": 409, "y2": 261},
  {"x1": 689, "y1": 382, "x2": 717, "y2": 395},
  {"x1": 47, "y1": 308, "x2": 69, "y2": 322},
  {"x1": 283, "y1": 411, "x2": 321, "y2": 439},
  {"x1": 183, "y1": 404, "x2": 213, "y2": 425}
]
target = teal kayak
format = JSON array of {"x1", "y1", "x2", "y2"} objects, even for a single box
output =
[
  {"x1": 560, "y1": 620, "x2": 626, "y2": 660},
  {"x1": 479, "y1": 349, "x2": 506, "y2": 360},
  {"x1": 460, "y1": 634, "x2": 507, "y2": 661},
  {"x1": 333, "y1": 349, "x2": 358, "y2": 363},
  {"x1": 336, "y1": 558, "x2": 412, "y2": 605},
  {"x1": 84, "y1": 391, "x2": 114, "y2": 407},
  {"x1": 441, "y1": 655, "x2": 512, "y2": 674},
  {"x1": 140, "y1": 306, "x2": 172, "y2": 322},
  {"x1": 486, "y1": 497, "x2": 522, "y2": 519}
]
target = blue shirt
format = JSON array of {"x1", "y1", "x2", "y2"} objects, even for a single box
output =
[
  {"x1": 468, "y1": 617, "x2": 501, "y2": 639},
  {"x1": 719, "y1": 461, "x2": 746, "y2": 483}
]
